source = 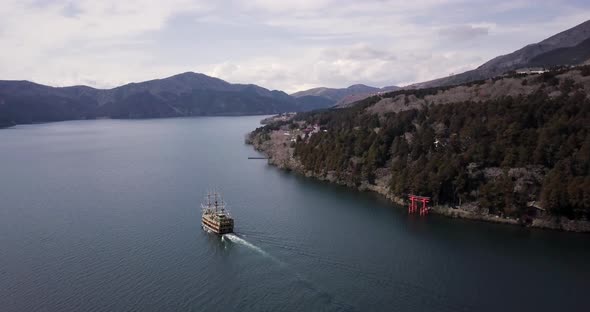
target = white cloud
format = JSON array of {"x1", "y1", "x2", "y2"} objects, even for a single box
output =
[
  {"x1": 204, "y1": 43, "x2": 486, "y2": 93},
  {"x1": 439, "y1": 25, "x2": 490, "y2": 42},
  {"x1": 0, "y1": 0, "x2": 208, "y2": 86},
  {"x1": 0, "y1": 0, "x2": 589, "y2": 92}
]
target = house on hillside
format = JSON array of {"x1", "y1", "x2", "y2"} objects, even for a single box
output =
[{"x1": 516, "y1": 67, "x2": 547, "y2": 75}]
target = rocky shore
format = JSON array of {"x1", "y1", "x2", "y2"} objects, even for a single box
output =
[{"x1": 247, "y1": 129, "x2": 590, "y2": 233}]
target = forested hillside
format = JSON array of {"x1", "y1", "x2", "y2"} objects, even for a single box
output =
[{"x1": 251, "y1": 66, "x2": 590, "y2": 224}]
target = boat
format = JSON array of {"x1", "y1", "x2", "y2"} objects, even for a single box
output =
[{"x1": 201, "y1": 191, "x2": 234, "y2": 234}]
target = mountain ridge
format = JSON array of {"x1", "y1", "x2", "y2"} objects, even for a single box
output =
[
  {"x1": 291, "y1": 84, "x2": 400, "y2": 106},
  {"x1": 308, "y1": 20, "x2": 590, "y2": 108},
  {"x1": 0, "y1": 72, "x2": 333, "y2": 125},
  {"x1": 412, "y1": 19, "x2": 590, "y2": 89}
]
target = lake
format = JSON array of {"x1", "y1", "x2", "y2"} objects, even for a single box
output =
[{"x1": 0, "y1": 116, "x2": 588, "y2": 312}]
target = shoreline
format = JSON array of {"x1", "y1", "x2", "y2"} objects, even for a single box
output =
[
  {"x1": 0, "y1": 113, "x2": 278, "y2": 129},
  {"x1": 247, "y1": 130, "x2": 590, "y2": 233},
  {"x1": 0, "y1": 122, "x2": 16, "y2": 129}
]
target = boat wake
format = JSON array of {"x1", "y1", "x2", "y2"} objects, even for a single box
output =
[
  {"x1": 222, "y1": 233, "x2": 282, "y2": 264},
  {"x1": 221, "y1": 233, "x2": 353, "y2": 311}
]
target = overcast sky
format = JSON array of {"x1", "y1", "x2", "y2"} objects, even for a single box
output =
[{"x1": 1, "y1": 0, "x2": 589, "y2": 93}]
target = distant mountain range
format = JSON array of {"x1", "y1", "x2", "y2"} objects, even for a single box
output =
[
  {"x1": 0, "y1": 72, "x2": 333, "y2": 126},
  {"x1": 412, "y1": 20, "x2": 590, "y2": 89},
  {"x1": 3, "y1": 20, "x2": 589, "y2": 127},
  {"x1": 291, "y1": 84, "x2": 400, "y2": 107}
]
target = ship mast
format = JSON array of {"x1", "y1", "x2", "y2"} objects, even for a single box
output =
[
  {"x1": 213, "y1": 191, "x2": 226, "y2": 213},
  {"x1": 201, "y1": 190, "x2": 227, "y2": 215},
  {"x1": 214, "y1": 192, "x2": 219, "y2": 213},
  {"x1": 202, "y1": 191, "x2": 213, "y2": 213}
]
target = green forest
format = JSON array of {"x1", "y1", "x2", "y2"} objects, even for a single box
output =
[{"x1": 258, "y1": 67, "x2": 590, "y2": 220}]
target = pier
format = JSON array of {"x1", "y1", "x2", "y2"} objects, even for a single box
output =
[{"x1": 247, "y1": 156, "x2": 269, "y2": 159}]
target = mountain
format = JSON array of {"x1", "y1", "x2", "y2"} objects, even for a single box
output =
[
  {"x1": 528, "y1": 37, "x2": 590, "y2": 67},
  {"x1": 291, "y1": 84, "x2": 400, "y2": 107},
  {"x1": 0, "y1": 72, "x2": 333, "y2": 125},
  {"x1": 292, "y1": 95, "x2": 336, "y2": 111},
  {"x1": 292, "y1": 84, "x2": 379, "y2": 101},
  {"x1": 413, "y1": 19, "x2": 590, "y2": 88}
]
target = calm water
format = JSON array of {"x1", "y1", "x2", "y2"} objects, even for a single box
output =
[{"x1": 0, "y1": 117, "x2": 588, "y2": 312}]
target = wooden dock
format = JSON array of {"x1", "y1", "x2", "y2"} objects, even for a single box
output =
[{"x1": 247, "y1": 156, "x2": 269, "y2": 159}]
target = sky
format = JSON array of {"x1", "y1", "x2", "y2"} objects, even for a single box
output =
[{"x1": 1, "y1": 0, "x2": 589, "y2": 93}]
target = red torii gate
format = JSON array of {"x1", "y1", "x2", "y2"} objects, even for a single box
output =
[{"x1": 408, "y1": 194, "x2": 430, "y2": 216}]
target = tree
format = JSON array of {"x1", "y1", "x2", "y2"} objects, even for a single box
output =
[{"x1": 284, "y1": 69, "x2": 590, "y2": 219}]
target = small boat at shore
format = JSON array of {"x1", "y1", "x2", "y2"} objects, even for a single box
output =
[{"x1": 201, "y1": 191, "x2": 234, "y2": 234}]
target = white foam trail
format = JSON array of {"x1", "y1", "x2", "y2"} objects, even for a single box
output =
[
  {"x1": 222, "y1": 235, "x2": 340, "y2": 305},
  {"x1": 223, "y1": 234, "x2": 268, "y2": 255},
  {"x1": 222, "y1": 233, "x2": 285, "y2": 266}
]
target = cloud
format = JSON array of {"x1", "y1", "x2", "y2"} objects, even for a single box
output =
[
  {"x1": 321, "y1": 44, "x2": 398, "y2": 61},
  {"x1": 204, "y1": 43, "x2": 485, "y2": 93},
  {"x1": 439, "y1": 25, "x2": 490, "y2": 41},
  {"x1": 0, "y1": 0, "x2": 589, "y2": 92},
  {"x1": 0, "y1": 0, "x2": 209, "y2": 86}
]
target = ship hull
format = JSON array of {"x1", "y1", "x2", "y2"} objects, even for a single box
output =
[
  {"x1": 202, "y1": 222, "x2": 233, "y2": 234},
  {"x1": 202, "y1": 216, "x2": 233, "y2": 235}
]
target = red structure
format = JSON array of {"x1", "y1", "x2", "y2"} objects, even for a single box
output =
[{"x1": 408, "y1": 195, "x2": 430, "y2": 216}]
